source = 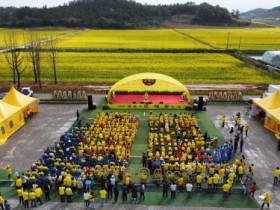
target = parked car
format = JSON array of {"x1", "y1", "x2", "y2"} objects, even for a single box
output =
[
  {"x1": 21, "y1": 87, "x2": 34, "y2": 97},
  {"x1": 0, "y1": 92, "x2": 6, "y2": 99}
]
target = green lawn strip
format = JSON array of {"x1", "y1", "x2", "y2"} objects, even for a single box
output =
[
  {"x1": 0, "y1": 170, "x2": 8, "y2": 180},
  {"x1": 196, "y1": 110, "x2": 225, "y2": 143},
  {"x1": 0, "y1": 180, "x2": 259, "y2": 208}
]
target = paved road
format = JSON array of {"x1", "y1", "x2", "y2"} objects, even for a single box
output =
[{"x1": 0, "y1": 100, "x2": 279, "y2": 210}]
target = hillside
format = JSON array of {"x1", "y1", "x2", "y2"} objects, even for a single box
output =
[
  {"x1": 240, "y1": 6, "x2": 280, "y2": 26},
  {"x1": 0, "y1": 0, "x2": 240, "y2": 28}
]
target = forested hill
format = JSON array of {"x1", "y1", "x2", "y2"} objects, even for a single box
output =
[{"x1": 0, "y1": 0, "x2": 242, "y2": 28}]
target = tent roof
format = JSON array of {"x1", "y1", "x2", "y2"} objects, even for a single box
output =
[
  {"x1": 2, "y1": 86, "x2": 36, "y2": 108},
  {"x1": 109, "y1": 72, "x2": 190, "y2": 100},
  {"x1": 253, "y1": 90, "x2": 280, "y2": 111},
  {"x1": 0, "y1": 100, "x2": 21, "y2": 118}
]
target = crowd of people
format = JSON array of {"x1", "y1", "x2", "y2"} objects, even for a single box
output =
[
  {"x1": 1, "y1": 109, "x2": 277, "y2": 209},
  {"x1": 146, "y1": 112, "x2": 235, "y2": 174},
  {"x1": 3, "y1": 111, "x2": 140, "y2": 208}
]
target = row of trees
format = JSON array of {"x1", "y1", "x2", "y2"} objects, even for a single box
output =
[
  {"x1": 0, "y1": 0, "x2": 238, "y2": 28},
  {"x1": 2, "y1": 32, "x2": 58, "y2": 88}
]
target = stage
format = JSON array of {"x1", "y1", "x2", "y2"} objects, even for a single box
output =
[
  {"x1": 108, "y1": 93, "x2": 190, "y2": 109},
  {"x1": 110, "y1": 93, "x2": 188, "y2": 104}
]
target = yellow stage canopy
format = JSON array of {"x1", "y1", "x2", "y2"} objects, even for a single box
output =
[{"x1": 108, "y1": 72, "x2": 191, "y2": 101}]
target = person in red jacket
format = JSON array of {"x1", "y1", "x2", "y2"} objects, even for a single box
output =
[{"x1": 249, "y1": 182, "x2": 257, "y2": 198}]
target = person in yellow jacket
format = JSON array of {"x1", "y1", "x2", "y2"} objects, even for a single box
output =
[
  {"x1": 35, "y1": 186, "x2": 43, "y2": 205},
  {"x1": 99, "y1": 188, "x2": 107, "y2": 207},
  {"x1": 237, "y1": 165, "x2": 244, "y2": 180},
  {"x1": 273, "y1": 167, "x2": 280, "y2": 185},
  {"x1": 213, "y1": 174, "x2": 219, "y2": 190},
  {"x1": 59, "y1": 185, "x2": 66, "y2": 203},
  {"x1": 17, "y1": 187, "x2": 24, "y2": 205},
  {"x1": 0, "y1": 193, "x2": 4, "y2": 210},
  {"x1": 15, "y1": 176, "x2": 23, "y2": 189},
  {"x1": 177, "y1": 176, "x2": 184, "y2": 192},
  {"x1": 207, "y1": 175, "x2": 213, "y2": 191},
  {"x1": 261, "y1": 192, "x2": 271, "y2": 209},
  {"x1": 222, "y1": 182, "x2": 230, "y2": 199},
  {"x1": 221, "y1": 114, "x2": 226, "y2": 128},
  {"x1": 244, "y1": 124, "x2": 250, "y2": 137},
  {"x1": 196, "y1": 173, "x2": 203, "y2": 189},
  {"x1": 29, "y1": 190, "x2": 36, "y2": 208},
  {"x1": 22, "y1": 189, "x2": 29, "y2": 208},
  {"x1": 88, "y1": 192, "x2": 95, "y2": 208},
  {"x1": 65, "y1": 187, "x2": 73, "y2": 203},
  {"x1": 5, "y1": 165, "x2": 12, "y2": 180}
]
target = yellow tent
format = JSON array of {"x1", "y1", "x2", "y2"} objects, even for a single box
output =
[
  {"x1": 0, "y1": 117, "x2": 7, "y2": 144},
  {"x1": 2, "y1": 86, "x2": 38, "y2": 114},
  {"x1": 254, "y1": 90, "x2": 280, "y2": 134},
  {"x1": 108, "y1": 72, "x2": 191, "y2": 101},
  {"x1": 253, "y1": 90, "x2": 280, "y2": 111},
  {"x1": 0, "y1": 101, "x2": 24, "y2": 145}
]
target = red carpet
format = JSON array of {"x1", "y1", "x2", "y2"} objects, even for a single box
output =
[{"x1": 110, "y1": 93, "x2": 188, "y2": 104}]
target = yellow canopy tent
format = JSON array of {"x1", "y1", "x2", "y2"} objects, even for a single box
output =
[
  {"x1": 0, "y1": 101, "x2": 24, "y2": 145},
  {"x1": 254, "y1": 90, "x2": 280, "y2": 134},
  {"x1": 108, "y1": 72, "x2": 191, "y2": 101},
  {"x1": 2, "y1": 86, "x2": 38, "y2": 115},
  {"x1": 265, "y1": 108, "x2": 280, "y2": 134},
  {"x1": 253, "y1": 90, "x2": 280, "y2": 111},
  {"x1": 0, "y1": 117, "x2": 7, "y2": 144}
]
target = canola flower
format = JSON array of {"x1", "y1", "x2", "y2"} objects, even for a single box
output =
[{"x1": 0, "y1": 52, "x2": 278, "y2": 84}]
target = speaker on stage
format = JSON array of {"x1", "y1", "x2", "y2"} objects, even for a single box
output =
[
  {"x1": 198, "y1": 96, "x2": 203, "y2": 111},
  {"x1": 88, "y1": 95, "x2": 94, "y2": 110}
]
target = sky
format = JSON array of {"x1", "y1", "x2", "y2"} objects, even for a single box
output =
[{"x1": 0, "y1": 0, "x2": 279, "y2": 13}]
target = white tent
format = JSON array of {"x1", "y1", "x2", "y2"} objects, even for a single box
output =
[{"x1": 262, "y1": 51, "x2": 280, "y2": 68}]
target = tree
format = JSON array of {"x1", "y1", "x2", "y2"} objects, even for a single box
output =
[
  {"x1": 24, "y1": 31, "x2": 38, "y2": 83},
  {"x1": 25, "y1": 31, "x2": 45, "y2": 88},
  {"x1": 4, "y1": 33, "x2": 27, "y2": 88},
  {"x1": 46, "y1": 33, "x2": 58, "y2": 84}
]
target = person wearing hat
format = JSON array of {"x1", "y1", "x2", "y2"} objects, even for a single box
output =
[
  {"x1": 5, "y1": 165, "x2": 12, "y2": 180},
  {"x1": 110, "y1": 175, "x2": 116, "y2": 187}
]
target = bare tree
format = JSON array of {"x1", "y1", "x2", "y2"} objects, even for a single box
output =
[
  {"x1": 4, "y1": 33, "x2": 27, "y2": 88},
  {"x1": 24, "y1": 31, "x2": 38, "y2": 84},
  {"x1": 25, "y1": 32, "x2": 45, "y2": 88},
  {"x1": 46, "y1": 33, "x2": 58, "y2": 84}
]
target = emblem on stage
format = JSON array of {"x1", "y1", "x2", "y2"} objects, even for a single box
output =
[{"x1": 142, "y1": 79, "x2": 156, "y2": 86}]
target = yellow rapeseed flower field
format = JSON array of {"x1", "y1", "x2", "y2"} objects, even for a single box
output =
[
  {"x1": 0, "y1": 52, "x2": 278, "y2": 84},
  {"x1": 0, "y1": 28, "x2": 80, "y2": 49},
  {"x1": 178, "y1": 28, "x2": 280, "y2": 50},
  {"x1": 57, "y1": 29, "x2": 210, "y2": 50}
]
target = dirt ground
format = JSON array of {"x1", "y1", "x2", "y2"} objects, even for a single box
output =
[{"x1": 0, "y1": 80, "x2": 268, "y2": 95}]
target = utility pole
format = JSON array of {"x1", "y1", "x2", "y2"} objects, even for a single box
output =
[
  {"x1": 226, "y1": 32, "x2": 230, "y2": 50},
  {"x1": 239, "y1": 37, "x2": 242, "y2": 50}
]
